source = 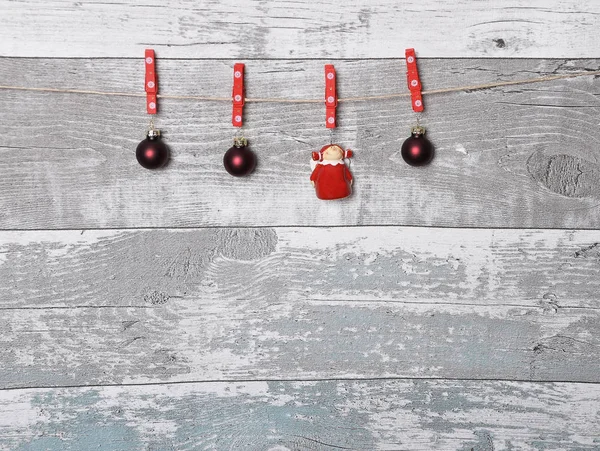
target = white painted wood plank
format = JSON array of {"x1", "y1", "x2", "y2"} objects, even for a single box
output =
[
  {"x1": 1, "y1": 301, "x2": 598, "y2": 387},
  {"x1": 1, "y1": 58, "x2": 600, "y2": 228},
  {"x1": 1, "y1": 0, "x2": 600, "y2": 58},
  {"x1": 1, "y1": 227, "x2": 599, "y2": 386},
  {"x1": 1, "y1": 380, "x2": 599, "y2": 450},
  {"x1": 2, "y1": 227, "x2": 599, "y2": 309}
]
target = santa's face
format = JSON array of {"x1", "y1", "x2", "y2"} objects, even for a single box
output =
[{"x1": 322, "y1": 145, "x2": 344, "y2": 161}]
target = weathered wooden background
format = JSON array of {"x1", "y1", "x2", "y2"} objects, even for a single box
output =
[{"x1": 1, "y1": 1, "x2": 599, "y2": 450}]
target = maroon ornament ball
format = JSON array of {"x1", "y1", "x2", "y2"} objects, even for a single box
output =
[
  {"x1": 401, "y1": 126, "x2": 434, "y2": 167},
  {"x1": 224, "y1": 137, "x2": 256, "y2": 177},
  {"x1": 136, "y1": 129, "x2": 169, "y2": 169}
]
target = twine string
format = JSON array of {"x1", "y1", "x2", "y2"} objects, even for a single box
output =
[{"x1": 0, "y1": 70, "x2": 598, "y2": 103}]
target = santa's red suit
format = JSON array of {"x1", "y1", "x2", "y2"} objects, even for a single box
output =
[{"x1": 310, "y1": 159, "x2": 353, "y2": 200}]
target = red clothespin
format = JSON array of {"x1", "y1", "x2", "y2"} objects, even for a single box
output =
[
  {"x1": 145, "y1": 49, "x2": 157, "y2": 114},
  {"x1": 325, "y1": 64, "x2": 337, "y2": 128},
  {"x1": 232, "y1": 63, "x2": 245, "y2": 127},
  {"x1": 405, "y1": 48, "x2": 423, "y2": 112}
]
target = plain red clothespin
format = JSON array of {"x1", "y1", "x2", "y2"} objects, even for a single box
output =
[
  {"x1": 405, "y1": 48, "x2": 423, "y2": 112},
  {"x1": 145, "y1": 49, "x2": 157, "y2": 114},
  {"x1": 325, "y1": 64, "x2": 337, "y2": 128},
  {"x1": 232, "y1": 63, "x2": 245, "y2": 127}
]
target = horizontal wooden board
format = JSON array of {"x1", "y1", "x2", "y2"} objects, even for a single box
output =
[
  {"x1": 1, "y1": 58, "x2": 600, "y2": 229},
  {"x1": 1, "y1": 1, "x2": 600, "y2": 58},
  {"x1": 1, "y1": 227, "x2": 599, "y2": 386},
  {"x1": 2, "y1": 227, "x2": 599, "y2": 309},
  {"x1": 1, "y1": 380, "x2": 599, "y2": 450},
  {"x1": 2, "y1": 300, "x2": 599, "y2": 387}
]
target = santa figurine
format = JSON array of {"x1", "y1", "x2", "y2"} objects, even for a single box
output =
[{"x1": 310, "y1": 144, "x2": 353, "y2": 200}]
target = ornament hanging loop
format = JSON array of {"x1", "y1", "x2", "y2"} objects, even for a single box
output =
[
  {"x1": 233, "y1": 120, "x2": 247, "y2": 148},
  {"x1": 146, "y1": 117, "x2": 160, "y2": 140}
]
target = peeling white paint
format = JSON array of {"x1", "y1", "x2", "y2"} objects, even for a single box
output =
[{"x1": 454, "y1": 144, "x2": 468, "y2": 155}]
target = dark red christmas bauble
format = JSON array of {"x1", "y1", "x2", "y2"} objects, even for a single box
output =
[
  {"x1": 224, "y1": 143, "x2": 256, "y2": 177},
  {"x1": 136, "y1": 136, "x2": 169, "y2": 169},
  {"x1": 401, "y1": 129, "x2": 434, "y2": 166}
]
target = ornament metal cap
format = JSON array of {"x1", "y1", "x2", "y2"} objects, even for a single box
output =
[
  {"x1": 233, "y1": 136, "x2": 248, "y2": 148},
  {"x1": 411, "y1": 125, "x2": 426, "y2": 136},
  {"x1": 146, "y1": 128, "x2": 161, "y2": 140}
]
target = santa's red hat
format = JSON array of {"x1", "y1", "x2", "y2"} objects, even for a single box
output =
[{"x1": 312, "y1": 144, "x2": 353, "y2": 162}]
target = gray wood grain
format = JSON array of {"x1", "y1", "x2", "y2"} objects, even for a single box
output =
[
  {"x1": 1, "y1": 58, "x2": 600, "y2": 229},
  {"x1": 1, "y1": 227, "x2": 599, "y2": 387},
  {"x1": 2, "y1": 0, "x2": 600, "y2": 58},
  {"x1": 1, "y1": 380, "x2": 599, "y2": 450},
  {"x1": 2, "y1": 299, "x2": 599, "y2": 388},
  {"x1": 3, "y1": 1, "x2": 600, "y2": 447},
  {"x1": 2, "y1": 227, "x2": 599, "y2": 309}
]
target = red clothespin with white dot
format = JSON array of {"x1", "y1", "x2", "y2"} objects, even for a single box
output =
[
  {"x1": 405, "y1": 48, "x2": 423, "y2": 112},
  {"x1": 145, "y1": 49, "x2": 157, "y2": 114},
  {"x1": 232, "y1": 63, "x2": 245, "y2": 127},
  {"x1": 325, "y1": 65, "x2": 337, "y2": 128}
]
